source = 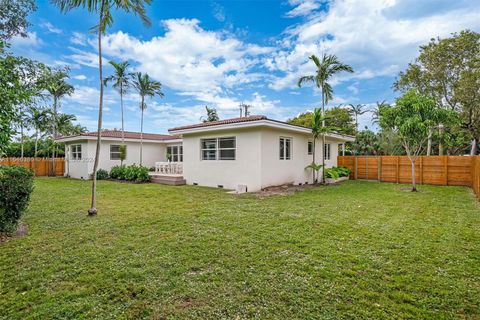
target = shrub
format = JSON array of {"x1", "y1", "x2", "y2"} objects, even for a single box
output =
[
  {"x1": 325, "y1": 166, "x2": 351, "y2": 180},
  {"x1": 110, "y1": 165, "x2": 126, "y2": 180},
  {"x1": 0, "y1": 166, "x2": 34, "y2": 233},
  {"x1": 109, "y1": 164, "x2": 149, "y2": 183},
  {"x1": 325, "y1": 167, "x2": 340, "y2": 180},
  {"x1": 96, "y1": 169, "x2": 109, "y2": 180}
]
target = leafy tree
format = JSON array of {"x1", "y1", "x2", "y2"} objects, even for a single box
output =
[
  {"x1": 394, "y1": 30, "x2": 480, "y2": 154},
  {"x1": 52, "y1": 0, "x2": 153, "y2": 216},
  {"x1": 380, "y1": 90, "x2": 456, "y2": 191},
  {"x1": 288, "y1": 107, "x2": 355, "y2": 135},
  {"x1": 12, "y1": 105, "x2": 31, "y2": 158},
  {"x1": 104, "y1": 60, "x2": 133, "y2": 164},
  {"x1": 203, "y1": 106, "x2": 219, "y2": 122},
  {"x1": 298, "y1": 54, "x2": 354, "y2": 183},
  {"x1": 0, "y1": 0, "x2": 36, "y2": 40},
  {"x1": 352, "y1": 128, "x2": 380, "y2": 155},
  {"x1": 132, "y1": 72, "x2": 164, "y2": 165},
  {"x1": 0, "y1": 43, "x2": 46, "y2": 156}
]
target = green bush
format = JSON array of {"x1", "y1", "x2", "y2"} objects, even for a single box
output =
[
  {"x1": 0, "y1": 166, "x2": 34, "y2": 233},
  {"x1": 325, "y1": 166, "x2": 351, "y2": 180},
  {"x1": 109, "y1": 164, "x2": 149, "y2": 183},
  {"x1": 110, "y1": 165, "x2": 126, "y2": 180},
  {"x1": 96, "y1": 169, "x2": 109, "y2": 180}
]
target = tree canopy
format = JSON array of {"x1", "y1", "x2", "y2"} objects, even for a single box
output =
[
  {"x1": 288, "y1": 106, "x2": 355, "y2": 136},
  {"x1": 394, "y1": 30, "x2": 480, "y2": 154}
]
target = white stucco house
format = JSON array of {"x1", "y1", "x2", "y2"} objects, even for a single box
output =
[{"x1": 57, "y1": 115, "x2": 354, "y2": 192}]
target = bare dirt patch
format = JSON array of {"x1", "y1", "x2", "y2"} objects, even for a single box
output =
[
  {"x1": 0, "y1": 223, "x2": 28, "y2": 243},
  {"x1": 256, "y1": 183, "x2": 340, "y2": 198}
]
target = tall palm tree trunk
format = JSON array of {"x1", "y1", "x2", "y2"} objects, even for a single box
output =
[
  {"x1": 120, "y1": 84, "x2": 125, "y2": 165},
  {"x1": 52, "y1": 96, "x2": 58, "y2": 175},
  {"x1": 312, "y1": 139, "x2": 316, "y2": 183},
  {"x1": 321, "y1": 90, "x2": 326, "y2": 184},
  {"x1": 140, "y1": 99, "x2": 144, "y2": 166},
  {"x1": 88, "y1": 0, "x2": 106, "y2": 216}
]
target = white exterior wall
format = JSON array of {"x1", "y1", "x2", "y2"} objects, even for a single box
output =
[
  {"x1": 65, "y1": 140, "x2": 90, "y2": 179},
  {"x1": 65, "y1": 139, "x2": 167, "y2": 179},
  {"x1": 181, "y1": 127, "x2": 345, "y2": 192},
  {"x1": 182, "y1": 128, "x2": 262, "y2": 191},
  {"x1": 259, "y1": 129, "x2": 341, "y2": 189}
]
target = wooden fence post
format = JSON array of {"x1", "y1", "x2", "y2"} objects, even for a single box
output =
[
  {"x1": 396, "y1": 156, "x2": 400, "y2": 183},
  {"x1": 355, "y1": 156, "x2": 358, "y2": 180},
  {"x1": 419, "y1": 156, "x2": 423, "y2": 185},
  {"x1": 365, "y1": 155, "x2": 369, "y2": 180},
  {"x1": 444, "y1": 156, "x2": 449, "y2": 186},
  {"x1": 377, "y1": 156, "x2": 381, "y2": 181}
]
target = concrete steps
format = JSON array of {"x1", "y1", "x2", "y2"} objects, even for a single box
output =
[{"x1": 150, "y1": 174, "x2": 186, "y2": 186}]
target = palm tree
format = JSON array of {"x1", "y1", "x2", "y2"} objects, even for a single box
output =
[
  {"x1": 29, "y1": 106, "x2": 50, "y2": 157},
  {"x1": 348, "y1": 104, "x2": 366, "y2": 133},
  {"x1": 104, "y1": 60, "x2": 133, "y2": 164},
  {"x1": 52, "y1": 0, "x2": 152, "y2": 216},
  {"x1": 298, "y1": 54, "x2": 354, "y2": 183},
  {"x1": 371, "y1": 100, "x2": 387, "y2": 126},
  {"x1": 133, "y1": 72, "x2": 164, "y2": 165},
  {"x1": 43, "y1": 69, "x2": 74, "y2": 174},
  {"x1": 309, "y1": 108, "x2": 322, "y2": 183}
]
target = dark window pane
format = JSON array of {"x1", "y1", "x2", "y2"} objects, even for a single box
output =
[
  {"x1": 202, "y1": 139, "x2": 216, "y2": 149},
  {"x1": 220, "y1": 149, "x2": 235, "y2": 160},
  {"x1": 286, "y1": 139, "x2": 291, "y2": 159},
  {"x1": 219, "y1": 137, "x2": 235, "y2": 149},
  {"x1": 110, "y1": 145, "x2": 120, "y2": 152},
  {"x1": 279, "y1": 138, "x2": 284, "y2": 160},
  {"x1": 202, "y1": 150, "x2": 216, "y2": 160}
]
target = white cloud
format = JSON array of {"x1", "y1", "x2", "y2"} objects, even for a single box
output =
[
  {"x1": 40, "y1": 22, "x2": 62, "y2": 34},
  {"x1": 67, "y1": 47, "x2": 99, "y2": 68},
  {"x1": 73, "y1": 74, "x2": 87, "y2": 80},
  {"x1": 211, "y1": 2, "x2": 226, "y2": 22},
  {"x1": 10, "y1": 32, "x2": 42, "y2": 47},
  {"x1": 285, "y1": 0, "x2": 322, "y2": 17},
  {"x1": 268, "y1": 0, "x2": 480, "y2": 90},
  {"x1": 100, "y1": 19, "x2": 272, "y2": 104},
  {"x1": 70, "y1": 32, "x2": 87, "y2": 46}
]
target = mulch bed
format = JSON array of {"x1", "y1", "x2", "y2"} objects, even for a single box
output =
[{"x1": 0, "y1": 223, "x2": 28, "y2": 243}]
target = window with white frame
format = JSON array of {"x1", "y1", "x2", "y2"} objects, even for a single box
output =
[
  {"x1": 324, "y1": 143, "x2": 331, "y2": 160},
  {"x1": 308, "y1": 141, "x2": 313, "y2": 155},
  {"x1": 279, "y1": 137, "x2": 292, "y2": 160},
  {"x1": 110, "y1": 145, "x2": 124, "y2": 160},
  {"x1": 167, "y1": 145, "x2": 183, "y2": 162},
  {"x1": 71, "y1": 144, "x2": 82, "y2": 160},
  {"x1": 201, "y1": 137, "x2": 236, "y2": 160}
]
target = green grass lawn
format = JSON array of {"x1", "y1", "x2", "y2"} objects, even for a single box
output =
[{"x1": 1, "y1": 178, "x2": 480, "y2": 319}]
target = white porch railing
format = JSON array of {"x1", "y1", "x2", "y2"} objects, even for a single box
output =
[{"x1": 154, "y1": 162, "x2": 183, "y2": 175}]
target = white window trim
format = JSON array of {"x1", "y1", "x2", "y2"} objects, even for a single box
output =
[
  {"x1": 71, "y1": 144, "x2": 82, "y2": 160},
  {"x1": 110, "y1": 144, "x2": 123, "y2": 160},
  {"x1": 279, "y1": 137, "x2": 292, "y2": 160},
  {"x1": 308, "y1": 140, "x2": 313, "y2": 155},
  {"x1": 324, "y1": 143, "x2": 331, "y2": 160},
  {"x1": 201, "y1": 137, "x2": 236, "y2": 161},
  {"x1": 167, "y1": 145, "x2": 183, "y2": 162}
]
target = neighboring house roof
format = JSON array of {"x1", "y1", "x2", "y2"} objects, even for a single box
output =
[
  {"x1": 169, "y1": 115, "x2": 355, "y2": 142},
  {"x1": 55, "y1": 130, "x2": 180, "y2": 143}
]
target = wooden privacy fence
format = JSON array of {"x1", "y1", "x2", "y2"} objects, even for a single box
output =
[
  {"x1": 338, "y1": 156, "x2": 480, "y2": 200},
  {"x1": 0, "y1": 157, "x2": 65, "y2": 176}
]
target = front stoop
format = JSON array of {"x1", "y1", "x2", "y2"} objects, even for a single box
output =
[{"x1": 149, "y1": 174, "x2": 186, "y2": 186}]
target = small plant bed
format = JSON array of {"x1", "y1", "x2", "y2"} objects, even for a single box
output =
[
  {"x1": 325, "y1": 166, "x2": 351, "y2": 184},
  {"x1": 97, "y1": 164, "x2": 150, "y2": 183}
]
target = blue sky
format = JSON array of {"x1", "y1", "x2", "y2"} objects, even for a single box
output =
[{"x1": 11, "y1": 0, "x2": 480, "y2": 134}]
